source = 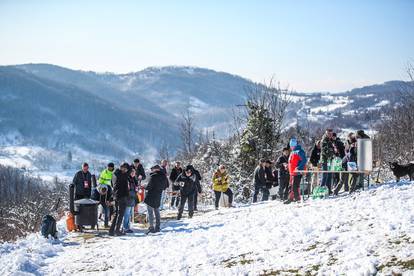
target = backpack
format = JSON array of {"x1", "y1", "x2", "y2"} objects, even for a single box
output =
[{"x1": 41, "y1": 215, "x2": 57, "y2": 239}]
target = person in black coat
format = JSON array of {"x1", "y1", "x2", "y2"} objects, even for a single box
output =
[
  {"x1": 132, "y1": 158, "x2": 146, "y2": 182},
  {"x1": 276, "y1": 148, "x2": 290, "y2": 200},
  {"x1": 71, "y1": 163, "x2": 92, "y2": 200},
  {"x1": 309, "y1": 141, "x2": 321, "y2": 168},
  {"x1": 309, "y1": 141, "x2": 321, "y2": 193},
  {"x1": 169, "y1": 161, "x2": 183, "y2": 208},
  {"x1": 188, "y1": 164, "x2": 202, "y2": 211},
  {"x1": 253, "y1": 159, "x2": 268, "y2": 202},
  {"x1": 144, "y1": 165, "x2": 168, "y2": 234},
  {"x1": 109, "y1": 163, "x2": 130, "y2": 236},
  {"x1": 332, "y1": 133, "x2": 346, "y2": 159},
  {"x1": 175, "y1": 165, "x2": 197, "y2": 220},
  {"x1": 264, "y1": 160, "x2": 276, "y2": 189}
]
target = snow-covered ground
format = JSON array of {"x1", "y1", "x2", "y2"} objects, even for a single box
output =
[{"x1": 1, "y1": 182, "x2": 414, "y2": 275}]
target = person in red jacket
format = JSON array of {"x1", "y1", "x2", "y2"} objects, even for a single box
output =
[{"x1": 285, "y1": 138, "x2": 307, "y2": 204}]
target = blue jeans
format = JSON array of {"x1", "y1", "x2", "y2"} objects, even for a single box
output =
[
  {"x1": 321, "y1": 163, "x2": 332, "y2": 193},
  {"x1": 123, "y1": 206, "x2": 133, "y2": 230},
  {"x1": 160, "y1": 190, "x2": 166, "y2": 210},
  {"x1": 102, "y1": 204, "x2": 110, "y2": 226}
]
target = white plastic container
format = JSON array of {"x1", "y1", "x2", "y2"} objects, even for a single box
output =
[{"x1": 357, "y1": 138, "x2": 373, "y2": 171}]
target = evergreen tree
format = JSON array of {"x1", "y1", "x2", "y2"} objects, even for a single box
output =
[{"x1": 239, "y1": 101, "x2": 274, "y2": 172}]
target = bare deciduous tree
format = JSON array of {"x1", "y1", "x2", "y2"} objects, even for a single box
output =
[
  {"x1": 373, "y1": 63, "x2": 414, "y2": 166},
  {"x1": 178, "y1": 106, "x2": 197, "y2": 161}
]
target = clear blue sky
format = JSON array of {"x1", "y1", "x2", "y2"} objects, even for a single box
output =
[{"x1": 0, "y1": 0, "x2": 413, "y2": 92}]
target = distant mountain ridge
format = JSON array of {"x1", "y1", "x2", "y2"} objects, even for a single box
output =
[{"x1": 0, "y1": 63, "x2": 411, "y2": 159}]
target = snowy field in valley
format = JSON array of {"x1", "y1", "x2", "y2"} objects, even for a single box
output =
[{"x1": 1, "y1": 181, "x2": 414, "y2": 275}]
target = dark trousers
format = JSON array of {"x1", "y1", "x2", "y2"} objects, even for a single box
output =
[
  {"x1": 278, "y1": 174, "x2": 290, "y2": 200},
  {"x1": 214, "y1": 189, "x2": 233, "y2": 208},
  {"x1": 289, "y1": 175, "x2": 302, "y2": 201},
  {"x1": 178, "y1": 193, "x2": 194, "y2": 219},
  {"x1": 321, "y1": 163, "x2": 332, "y2": 194},
  {"x1": 253, "y1": 185, "x2": 269, "y2": 203},
  {"x1": 349, "y1": 173, "x2": 361, "y2": 193},
  {"x1": 334, "y1": 173, "x2": 350, "y2": 195},
  {"x1": 109, "y1": 197, "x2": 127, "y2": 234},
  {"x1": 194, "y1": 192, "x2": 198, "y2": 210}
]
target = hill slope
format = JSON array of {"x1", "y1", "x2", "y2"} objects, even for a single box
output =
[
  {"x1": 1, "y1": 63, "x2": 412, "y2": 161},
  {"x1": 0, "y1": 66, "x2": 178, "y2": 158},
  {"x1": 1, "y1": 182, "x2": 413, "y2": 275}
]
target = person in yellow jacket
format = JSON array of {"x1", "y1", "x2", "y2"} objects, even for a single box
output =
[
  {"x1": 98, "y1": 163, "x2": 115, "y2": 186},
  {"x1": 212, "y1": 165, "x2": 233, "y2": 209}
]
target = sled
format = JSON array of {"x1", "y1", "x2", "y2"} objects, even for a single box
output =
[
  {"x1": 268, "y1": 186, "x2": 278, "y2": 196},
  {"x1": 133, "y1": 203, "x2": 148, "y2": 226}
]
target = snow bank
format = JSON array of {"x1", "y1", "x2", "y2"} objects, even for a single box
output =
[
  {"x1": 0, "y1": 221, "x2": 67, "y2": 275},
  {"x1": 1, "y1": 182, "x2": 413, "y2": 275}
]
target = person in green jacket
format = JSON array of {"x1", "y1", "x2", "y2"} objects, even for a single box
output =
[{"x1": 98, "y1": 163, "x2": 115, "y2": 186}]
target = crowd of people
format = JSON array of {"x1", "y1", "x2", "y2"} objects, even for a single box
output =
[
  {"x1": 69, "y1": 128, "x2": 370, "y2": 236},
  {"x1": 248, "y1": 128, "x2": 370, "y2": 204},
  {"x1": 70, "y1": 159, "x2": 207, "y2": 235}
]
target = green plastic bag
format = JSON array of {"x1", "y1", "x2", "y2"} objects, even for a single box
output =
[
  {"x1": 312, "y1": 186, "x2": 329, "y2": 199},
  {"x1": 330, "y1": 157, "x2": 343, "y2": 172}
]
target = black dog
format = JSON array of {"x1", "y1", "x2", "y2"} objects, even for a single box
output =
[{"x1": 389, "y1": 162, "x2": 414, "y2": 182}]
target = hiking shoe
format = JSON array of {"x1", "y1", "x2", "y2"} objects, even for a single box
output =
[
  {"x1": 125, "y1": 229, "x2": 133, "y2": 234},
  {"x1": 177, "y1": 214, "x2": 182, "y2": 220},
  {"x1": 155, "y1": 226, "x2": 160, "y2": 233},
  {"x1": 283, "y1": 199, "x2": 292, "y2": 204},
  {"x1": 115, "y1": 231, "x2": 126, "y2": 236},
  {"x1": 146, "y1": 227, "x2": 155, "y2": 235}
]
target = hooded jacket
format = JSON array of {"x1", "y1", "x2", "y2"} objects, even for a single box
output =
[
  {"x1": 288, "y1": 145, "x2": 307, "y2": 176},
  {"x1": 175, "y1": 173, "x2": 197, "y2": 196},
  {"x1": 144, "y1": 171, "x2": 168, "y2": 208},
  {"x1": 112, "y1": 169, "x2": 129, "y2": 200}
]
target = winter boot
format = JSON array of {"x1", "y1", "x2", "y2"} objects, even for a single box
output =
[
  {"x1": 155, "y1": 225, "x2": 160, "y2": 233},
  {"x1": 177, "y1": 213, "x2": 182, "y2": 220},
  {"x1": 283, "y1": 199, "x2": 293, "y2": 205},
  {"x1": 146, "y1": 227, "x2": 155, "y2": 235}
]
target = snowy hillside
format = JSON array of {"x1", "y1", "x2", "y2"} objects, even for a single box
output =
[{"x1": 1, "y1": 182, "x2": 413, "y2": 275}]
